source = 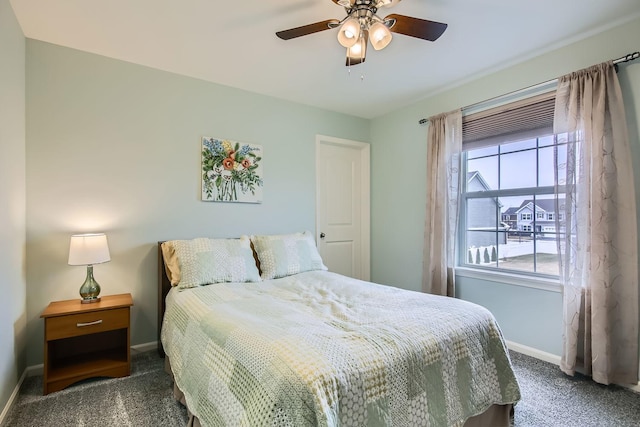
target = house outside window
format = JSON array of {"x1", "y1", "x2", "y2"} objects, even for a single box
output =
[{"x1": 458, "y1": 91, "x2": 566, "y2": 279}]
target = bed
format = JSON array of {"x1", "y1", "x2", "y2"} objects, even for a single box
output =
[{"x1": 157, "y1": 233, "x2": 520, "y2": 426}]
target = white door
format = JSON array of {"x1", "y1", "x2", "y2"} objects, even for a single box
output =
[{"x1": 316, "y1": 135, "x2": 370, "y2": 280}]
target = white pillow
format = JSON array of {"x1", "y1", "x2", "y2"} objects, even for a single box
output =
[
  {"x1": 250, "y1": 231, "x2": 327, "y2": 280},
  {"x1": 161, "y1": 236, "x2": 261, "y2": 288}
]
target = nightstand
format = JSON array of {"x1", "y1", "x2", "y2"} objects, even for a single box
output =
[{"x1": 40, "y1": 293, "x2": 133, "y2": 395}]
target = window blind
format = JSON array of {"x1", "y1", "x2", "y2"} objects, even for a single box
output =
[{"x1": 462, "y1": 91, "x2": 556, "y2": 150}]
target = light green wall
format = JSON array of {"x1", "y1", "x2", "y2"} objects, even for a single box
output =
[
  {"x1": 18, "y1": 14, "x2": 640, "y2": 368},
  {"x1": 0, "y1": 0, "x2": 26, "y2": 412},
  {"x1": 25, "y1": 40, "x2": 370, "y2": 365},
  {"x1": 370, "y1": 17, "x2": 640, "y2": 356}
]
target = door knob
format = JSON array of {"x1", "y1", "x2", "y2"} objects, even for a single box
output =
[{"x1": 320, "y1": 232, "x2": 326, "y2": 239}]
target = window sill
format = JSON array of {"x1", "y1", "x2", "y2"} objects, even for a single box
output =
[{"x1": 455, "y1": 266, "x2": 561, "y2": 293}]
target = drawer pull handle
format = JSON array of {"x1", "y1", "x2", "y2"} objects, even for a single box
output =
[{"x1": 77, "y1": 319, "x2": 103, "y2": 327}]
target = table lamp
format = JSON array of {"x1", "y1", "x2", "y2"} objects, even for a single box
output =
[{"x1": 68, "y1": 233, "x2": 111, "y2": 303}]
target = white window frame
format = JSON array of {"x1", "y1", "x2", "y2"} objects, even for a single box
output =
[
  {"x1": 458, "y1": 137, "x2": 565, "y2": 289},
  {"x1": 456, "y1": 85, "x2": 563, "y2": 291}
]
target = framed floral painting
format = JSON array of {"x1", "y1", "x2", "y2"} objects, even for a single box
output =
[{"x1": 201, "y1": 137, "x2": 263, "y2": 203}]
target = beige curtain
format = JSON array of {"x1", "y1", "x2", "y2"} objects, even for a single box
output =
[
  {"x1": 422, "y1": 109, "x2": 462, "y2": 296},
  {"x1": 554, "y1": 61, "x2": 638, "y2": 385}
]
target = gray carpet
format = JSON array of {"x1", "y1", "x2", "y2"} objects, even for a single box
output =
[
  {"x1": 510, "y1": 351, "x2": 640, "y2": 426},
  {"x1": 3, "y1": 350, "x2": 639, "y2": 426},
  {"x1": 3, "y1": 350, "x2": 188, "y2": 426}
]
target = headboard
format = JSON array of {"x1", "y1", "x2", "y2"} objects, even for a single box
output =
[{"x1": 157, "y1": 241, "x2": 172, "y2": 357}]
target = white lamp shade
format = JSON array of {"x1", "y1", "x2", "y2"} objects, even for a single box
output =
[
  {"x1": 337, "y1": 18, "x2": 360, "y2": 48},
  {"x1": 68, "y1": 233, "x2": 111, "y2": 266},
  {"x1": 369, "y1": 21, "x2": 392, "y2": 50}
]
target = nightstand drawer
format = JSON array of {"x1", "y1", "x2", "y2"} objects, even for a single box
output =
[{"x1": 46, "y1": 307, "x2": 129, "y2": 341}]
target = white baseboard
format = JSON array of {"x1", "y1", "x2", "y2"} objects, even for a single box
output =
[
  {"x1": 626, "y1": 383, "x2": 640, "y2": 393},
  {"x1": 131, "y1": 341, "x2": 158, "y2": 354},
  {"x1": 506, "y1": 340, "x2": 640, "y2": 393},
  {"x1": 506, "y1": 340, "x2": 562, "y2": 366},
  {"x1": 26, "y1": 363, "x2": 43, "y2": 377},
  {"x1": 0, "y1": 369, "x2": 27, "y2": 425}
]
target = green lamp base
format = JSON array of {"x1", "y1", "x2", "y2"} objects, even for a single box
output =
[{"x1": 79, "y1": 264, "x2": 102, "y2": 304}]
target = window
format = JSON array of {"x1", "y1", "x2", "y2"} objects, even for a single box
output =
[{"x1": 459, "y1": 91, "x2": 565, "y2": 278}]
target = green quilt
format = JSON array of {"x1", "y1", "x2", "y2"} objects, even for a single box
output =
[{"x1": 161, "y1": 271, "x2": 520, "y2": 426}]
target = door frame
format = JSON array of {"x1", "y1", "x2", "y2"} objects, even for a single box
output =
[{"x1": 315, "y1": 134, "x2": 371, "y2": 281}]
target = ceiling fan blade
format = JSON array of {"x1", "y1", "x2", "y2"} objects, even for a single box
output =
[
  {"x1": 276, "y1": 19, "x2": 340, "y2": 40},
  {"x1": 385, "y1": 14, "x2": 447, "y2": 41}
]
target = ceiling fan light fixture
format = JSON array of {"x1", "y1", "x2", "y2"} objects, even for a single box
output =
[
  {"x1": 337, "y1": 17, "x2": 360, "y2": 48},
  {"x1": 346, "y1": 31, "x2": 367, "y2": 66},
  {"x1": 369, "y1": 21, "x2": 392, "y2": 50},
  {"x1": 377, "y1": 0, "x2": 401, "y2": 8},
  {"x1": 276, "y1": 0, "x2": 447, "y2": 66}
]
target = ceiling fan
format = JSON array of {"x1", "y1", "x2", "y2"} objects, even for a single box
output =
[{"x1": 275, "y1": 0, "x2": 448, "y2": 66}]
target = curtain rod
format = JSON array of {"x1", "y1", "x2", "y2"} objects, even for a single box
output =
[{"x1": 418, "y1": 51, "x2": 640, "y2": 125}]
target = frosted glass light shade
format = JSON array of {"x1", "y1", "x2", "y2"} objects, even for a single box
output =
[
  {"x1": 68, "y1": 233, "x2": 111, "y2": 266},
  {"x1": 337, "y1": 18, "x2": 360, "y2": 48},
  {"x1": 377, "y1": 0, "x2": 401, "y2": 8},
  {"x1": 369, "y1": 21, "x2": 392, "y2": 50},
  {"x1": 346, "y1": 34, "x2": 367, "y2": 65}
]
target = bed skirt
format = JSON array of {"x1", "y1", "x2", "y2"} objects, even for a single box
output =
[{"x1": 165, "y1": 356, "x2": 513, "y2": 427}]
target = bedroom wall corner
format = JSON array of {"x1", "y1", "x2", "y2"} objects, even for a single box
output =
[
  {"x1": 0, "y1": 0, "x2": 27, "y2": 418},
  {"x1": 368, "y1": 16, "x2": 640, "y2": 359}
]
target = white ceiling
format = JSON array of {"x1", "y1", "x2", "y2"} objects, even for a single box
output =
[{"x1": 9, "y1": 0, "x2": 640, "y2": 119}]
